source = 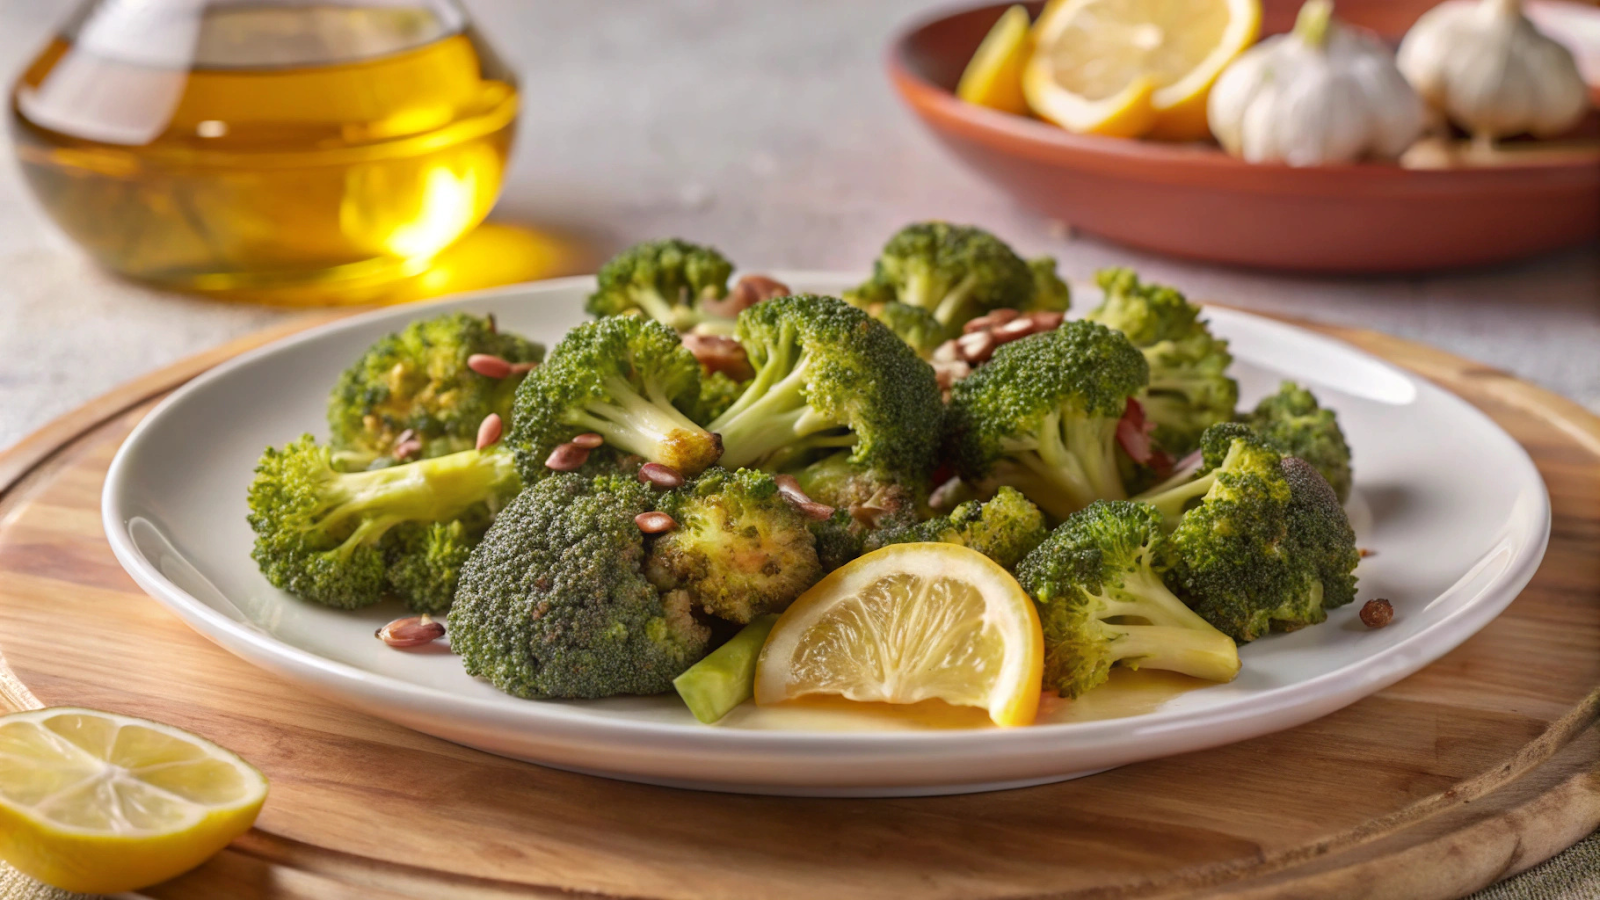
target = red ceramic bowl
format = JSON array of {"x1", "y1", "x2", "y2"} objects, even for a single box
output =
[{"x1": 889, "y1": 0, "x2": 1600, "y2": 273}]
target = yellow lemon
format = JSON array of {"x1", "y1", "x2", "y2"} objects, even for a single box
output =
[
  {"x1": 1024, "y1": 0, "x2": 1261, "y2": 139},
  {"x1": 957, "y1": 5, "x2": 1034, "y2": 116},
  {"x1": 0, "y1": 708, "x2": 268, "y2": 894},
  {"x1": 755, "y1": 544, "x2": 1044, "y2": 727}
]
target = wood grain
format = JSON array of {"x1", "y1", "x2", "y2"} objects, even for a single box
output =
[{"x1": 0, "y1": 318, "x2": 1596, "y2": 899}]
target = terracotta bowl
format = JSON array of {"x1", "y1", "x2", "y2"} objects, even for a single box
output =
[{"x1": 888, "y1": 0, "x2": 1600, "y2": 273}]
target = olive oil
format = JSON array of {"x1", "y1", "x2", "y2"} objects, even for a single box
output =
[{"x1": 10, "y1": 5, "x2": 517, "y2": 304}]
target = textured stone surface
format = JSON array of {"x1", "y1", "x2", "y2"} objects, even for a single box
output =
[{"x1": 0, "y1": 3, "x2": 1595, "y2": 894}]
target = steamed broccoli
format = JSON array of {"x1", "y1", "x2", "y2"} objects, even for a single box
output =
[
  {"x1": 645, "y1": 468, "x2": 825, "y2": 623},
  {"x1": 845, "y1": 222, "x2": 1035, "y2": 341},
  {"x1": 870, "y1": 301, "x2": 948, "y2": 356},
  {"x1": 788, "y1": 451, "x2": 922, "y2": 532},
  {"x1": 1028, "y1": 256, "x2": 1072, "y2": 313},
  {"x1": 1133, "y1": 422, "x2": 1257, "y2": 530},
  {"x1": 704, "y1": 295, "x2": 944, "y2": 503},
  {"x1": 1084, "y1": 269, "x2": 1236, "y2": 457},
  {"x1": 1244, "y1": 381, "x2": 1353, "y2": 503},
  {"x1": 1016, "y1": 501, "x2": 1240, "y2": 699},
  {"x1": 507, "y1": 316, "x2": 723, "y2": 481},
  {"x1": 449, "y1": 474, "x2": 711, "y2": 699},
  {"x1": 247, "y1": 436, "x2": 520, "y2": 611},
  {"x1": 808, "y1": 507, "x2": 866, "y2": 572},
  {"x1": 865, "y1": 486, "x2": 1046, "y2": 569},
  {"x1": 1165, "y1": 437, "x2": 1359, "y2": 642},
  {"x1": 328, "y1": 312, "x2": 542, "y2": 468},
  {"x1": 945, "y1": 321, "x2": 1149, "y2": 521},
  {"x1": 585, "y1": 238, "x2": 736, "y2": 333}
]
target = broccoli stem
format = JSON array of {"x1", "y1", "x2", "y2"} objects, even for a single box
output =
[
  {"x1": 931, "y1": 273, "x2": 980, "y2": 327},
  {"x1": 1000, "y1": 411, "x2": 1126, "y2": 519},
  {"x1": 628, "y1": 288, "x2": 697, "y2": 331},
  {"x1": 315, "y1": 448, "x2": 519, "y2": 550},
  {"x1": 1098, "y1": 566, "x2": 1240, "y2": 683},
  {"x1": 567, "y1": 375, "x2": 716, "y2": 467},
  {"x1": 706, "y1": 355, "x2": 847, "y2": 469},
  {"x1": 1135, "y1": 471, "x2": 1217, "y2": 531}
]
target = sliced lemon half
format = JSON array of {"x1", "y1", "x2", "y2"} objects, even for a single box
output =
[
  {"x1": 0, "y1": 707, "x2": 268, "y2": 894},
  {"x1": 1024, "y1": 0, "x2": 1261, "y2": 139},
  {"x1": 755, "y1": 543, "x2": 1044, "y2": 727},
  {"x1": 957, "y1": 5, "x2": 1033, "y2": 115}
]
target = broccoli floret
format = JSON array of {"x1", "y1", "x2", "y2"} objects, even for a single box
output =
[
  {"x1": 247, "y1": 436, "x2": 520, "y2": 610},
  {"x1": 945, "y1": 321, "x2": 1149, "y2": 521},
  {"x1": 508, "y1": 316, "x2": 723, "y2": 481},
  {"x1": 1084, "y1": 269, "x2": 1236, "y2": 457},
  {"x1": 1134, "y1": 422, "x2": 1257, "y2": 530},
  {"x1": 788, "y1": 451, "x2": 923, "y2": 531},
  {"x1": 1245, "y1": 381, "x2": 1353, "y2": 503},
  {"x1": 870, "y1": 301, "x2": 948, "y2": 356},
  {"x1": 845, "y1": 222, "x2": 1035, "y2": 341},
  {"x1": 586, "y1": 239, "x2": 735, "y2": 332},
  {"x1": 1016, "y1": 501, "x2": 1240, "y2": 699},
  {"x1": 645, "y1": 468, "x2": 824, "y2": 624},
  {"x1": 693, "y1": 369, "x2": 748, "y2": 423},
  {"x1": 328, "y1": 312, "x2": 542, "y2": 468},
  {"x1": 449, "y1": 473, "x2": 712, "y2": 699},
  {"x1": 866, "y1": 487, "x2": 1046, "y2": 569},
  {"x1": 1164, "y1": 438, "x2": 1358, "y2": 642},
  {"x1": 808, "y1": 508, "x2": 865, "y2": 572},
  {"x1": 705, "y1": 295, "x2": 944, "y2": 496},
  {"x1": 1028, "y1": 256, "x2": 1072, "y2": 313}
]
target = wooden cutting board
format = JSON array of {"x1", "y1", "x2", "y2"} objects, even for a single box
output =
[{"x1": 0, "y1": 314, "x2": 1597, "y2": 900}]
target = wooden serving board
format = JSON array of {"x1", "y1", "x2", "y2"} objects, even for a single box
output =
[{"x1": 1, "y1": 315, "x2": 1598, "y2": 900}]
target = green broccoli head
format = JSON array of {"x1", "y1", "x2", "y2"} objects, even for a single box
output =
[
  {"x1": 1134, "y1": 421, "x2": 1260, "y2": 530},
  {"x1": 1164, "y1": 435, "x2": 1357, "y2": 642},
  {"x1": 945, "y1": 320, "x2": 1149, "y2": 521},
  {"x1": 508, "y1": 316, "x2": 723, "y2": 482},
  {"x1": 788, "y1": 451, "x2": 923, "y2": 532},
  {"x1": 1027, "y1": 256, "x2": 1072, "y2": 313},
  {"x1": 586, "y1": 238, "x2": 735, "y2": 332},
  {"x1": 693, "y1": 369, "x2": 748, "y2": 423},
  {"x1": 808, "y1": 508, "x2": 866, "y2": 573},
  {"x1": 866, "y1": 486, "x2": 1046, "y2": 570},
  {"x1": 328, "y1": 312, "x2": 543, "y2": 468},
  {"x1": 1016, "y1": 501, "x2": 1240, "y2": 699},
  {"x1": 845, "y1": 222, "x2": 1034, "y2": 340},
  {"x1": 448, "y1": 473, "x2": 711, "y2": 699},
  {"x1": 706, "y1": 295, "x2": 944, "y2": 494},
  {"x1": 870, "y1": 301, "x2": 949, "y2": 356},
  {"x1": 247, "y1": 436, "x2": 520, "y2": 610},
  {"x1": 1245, "y1": 381, "x2": 1353, "y2": 503},
  {"x1": 645, "y1": 468, "x2": 824, "y2": 624},
  {"x1": 1084, "y1": 269, "x2": 1236, "y2": 457}
]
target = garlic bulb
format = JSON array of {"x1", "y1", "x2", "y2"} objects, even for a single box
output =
[
  {"x1": 1208, "y1": 0, "x2": 1425, "y2": 166},
  {"x1": 1398, "y1": 0, "x2": 1589, "y2": 141}
]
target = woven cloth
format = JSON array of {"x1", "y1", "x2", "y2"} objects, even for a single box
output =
[{"x1": 1474, "y1": 830, "x2": 1600, "y2": 900}]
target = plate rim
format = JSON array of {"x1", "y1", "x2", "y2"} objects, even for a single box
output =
[{"x1": 100, "y1": 273, "x2": 1553, "y2": 758}]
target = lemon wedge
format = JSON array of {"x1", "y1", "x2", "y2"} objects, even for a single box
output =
[
  {"x1": 0, "y1": 708, "x2": 268, "y2": 894},
  {"x1": 1024, "y1": 0, "x2": 1261, "y2": 139},
  {"x1": 755, "y1": 544, "x2": 1044, "y2": 727},
  {"x1": 957, "y1": 5, "x2": 1033, "y2": 115}
]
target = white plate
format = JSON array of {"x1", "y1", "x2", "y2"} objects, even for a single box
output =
[{"x1": 102, "y1": 274, "x2": 1551, "y2": 797}]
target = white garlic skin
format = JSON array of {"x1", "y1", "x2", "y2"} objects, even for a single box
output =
[
  {"x1": 1208, "y1": 16, "x2": 1426, "y2": 166},
  {"x1": 1398, "y1": 0, "x2": 1589, "y2": 141}
]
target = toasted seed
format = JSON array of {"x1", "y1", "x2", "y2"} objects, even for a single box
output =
[
  {"x1": 570, "y1": 432, "x2": 604, "y2": 449},
  {"x1": 1030, "y1": 311, "x2": 1066, "y2": 331},
  {"x1": 636, "y1": 511, "x2": 677, "y2": 533},
  {"x1": 964, "y1": 308, "x2": 1020, "y2": 333},
  {"x1": 957, "y1": 331, "x2": 996, "y2": 364},
  {"x1": 377, "y1": 615, "x2": 446, "y2": 648},
  {"x1": 993, "y1": 317, "x2": 1037, "y2": 342},
  {"x1": 681, "y1": 332, "x2": 755, "y2": 380},
  {"x1": 393, "y1": 431, "x2": 422, "y2": 461},
  {"x1": 476, "y1": 413, "x2": 503, "y2": 450},
  {"x1": 771, "y1": 474, "x2": 833, "y2": 518},
  {"x1": 849, "y1": 504, "x2": 889, "y2": 529},
  {"x1": 1360, "y1": 598, "x2": 1394, "y2": 628},
  {"x1": 545, "y1": 443, "x2": 590, "y2": 471},
  {"x1": 931, "y1": 339, "x2": 963, "y2": 364},
  {"x1": 638, "y1": 462, "x2": 685, "y2": 489},
  {"x1": 796, "y1": 500, "x2": 836, "y2": 520},
  {"x1": 468, "y1": 353, "x2": 513, "y2": 379},
  {"x1": 933, "y1": 359, "x2": 971, "y2": 392}
]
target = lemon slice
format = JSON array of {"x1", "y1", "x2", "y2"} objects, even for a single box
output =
[
  {"x1": 957, "y1": 5, "x2": 1033, "y2": 115},
  {"x1": 0, "y1": 708, "x2": 268, "y2": 894},
  {"x1": 754, "y1": 544, "x2": 1044, "y2": 726},
  {"x1": 1024, "y1": 0, "x2": 1261, "y2": 139}
]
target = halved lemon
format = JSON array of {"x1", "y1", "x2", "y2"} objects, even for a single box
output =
[
  {"x1": 956, "y1": 5, "x2": 1033, "y2": 115},
  {"x1": 1023, "y1": 0, "x2": 1261, "y2": 139},
  {"x1": 754, "y1": 544, "x2": 1044, "y2": 727},
  {"x1": 0, "y1": 708, "x2": 268, "y2": 894}
]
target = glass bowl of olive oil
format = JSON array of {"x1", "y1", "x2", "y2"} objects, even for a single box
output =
[{"x1": 9, "y1": 0, "x2": 518, "y2": 305}]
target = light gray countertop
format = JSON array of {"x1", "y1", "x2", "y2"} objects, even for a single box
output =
[{"x1": 0, "y1": 2, "x2": 1596, "y2": 897}]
